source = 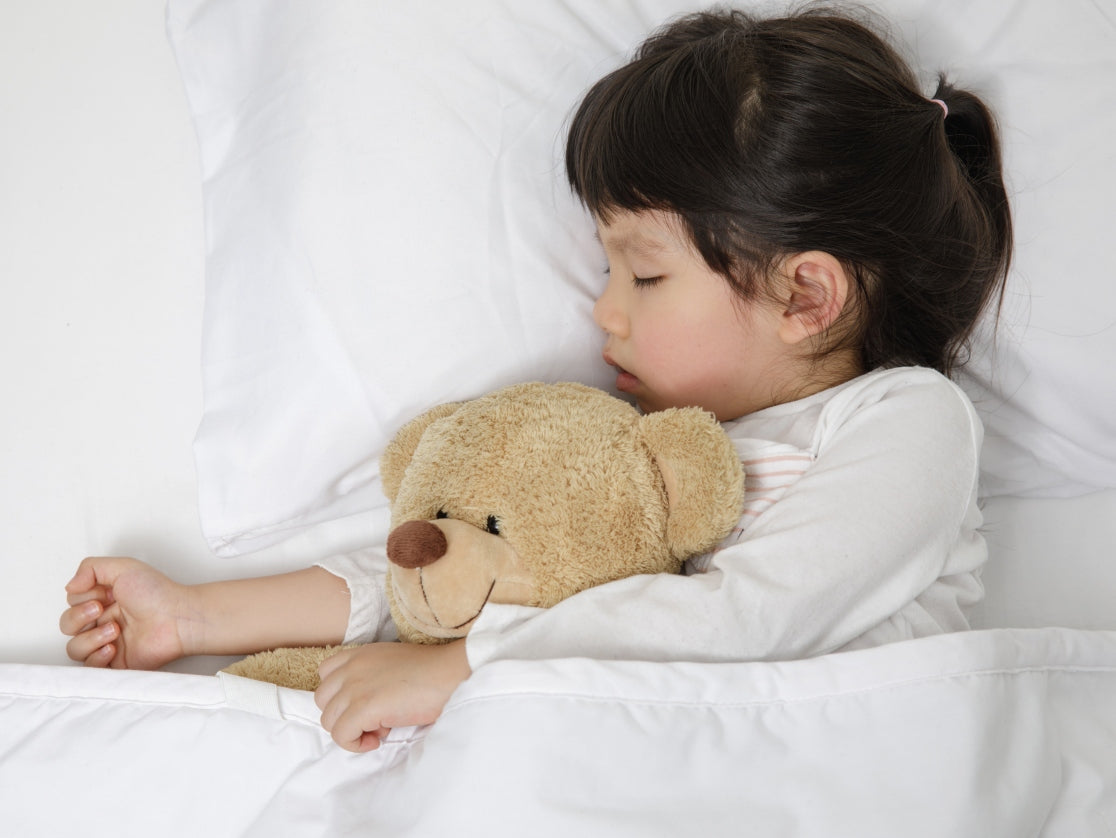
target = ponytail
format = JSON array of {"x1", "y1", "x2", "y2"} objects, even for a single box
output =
[{"x1": 930, "y1": 75, "x2": 1013, "y2": 371}]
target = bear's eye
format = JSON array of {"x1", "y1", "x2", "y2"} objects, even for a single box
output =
[
  {"x1": 485, "y1": 515, "x2": 501, "y2": 536},
  {"x1": 435, "y1": 508, "x2": 449, "y2": 520}
]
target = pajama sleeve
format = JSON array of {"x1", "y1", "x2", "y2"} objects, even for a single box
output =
[{"x1": 316, "y1": 546, "x2": 398, "y2": 644}]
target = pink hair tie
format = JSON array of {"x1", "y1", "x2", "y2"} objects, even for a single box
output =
[{"x1": 931, "y1": 98, "x2": 949, "y2": 118}]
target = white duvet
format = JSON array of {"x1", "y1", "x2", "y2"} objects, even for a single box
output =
[{"x1": 4, "y1": 628, "x2": 1114, "y2": 837}]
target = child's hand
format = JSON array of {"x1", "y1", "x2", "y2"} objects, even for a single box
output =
[
  {"x1": 60, "y1": 556, "x2": 190, "y2": 670},
  {"x1": 314, "y1": 640, "x2": 471, "y2": 753}
]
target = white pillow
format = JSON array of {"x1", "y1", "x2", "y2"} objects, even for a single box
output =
[
  {"x1": 937, "y1": 4, "x2": 1116, "y2": 497},
  {"x1": 168, "y1": 0, "x2": 699, "y2": 555},
  {"x1": 168, "y1": 0, "x2": 1116, "y2": 556}
]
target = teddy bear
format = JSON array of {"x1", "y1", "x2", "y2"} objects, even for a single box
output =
[{"x1": 222, "y1": 382, "x2": 744, "y2": 690}]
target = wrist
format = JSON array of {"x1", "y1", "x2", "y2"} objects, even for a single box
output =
[
  {"x1": 177, "y1": 582, "x2": 213, "y2": 658},
  {"x1": 440, "y1": 639, "x2": 472, "y2": 686}
]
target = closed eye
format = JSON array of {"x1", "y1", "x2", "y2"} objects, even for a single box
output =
[{"x1": 602, "y1": 264, "x2": 663, "y2": 289}]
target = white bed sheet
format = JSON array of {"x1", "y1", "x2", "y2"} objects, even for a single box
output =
[{"x1": 0, "y1": 0, "x2": 384, "y2": 672}]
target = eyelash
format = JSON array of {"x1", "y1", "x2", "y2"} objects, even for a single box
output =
[{"x1": 603, "y1": 266, "x2": 664, "y2": 288}]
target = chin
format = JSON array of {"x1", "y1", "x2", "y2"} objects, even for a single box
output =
[{"x1": 634, "y1": 395, "x2": 676, "y2": 416}]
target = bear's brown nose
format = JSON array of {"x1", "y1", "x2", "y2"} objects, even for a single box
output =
[{"x1": 387, "y1": 520, "x2": 448, "y2": 569}]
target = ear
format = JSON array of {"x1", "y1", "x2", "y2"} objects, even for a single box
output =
[
  {"x1": 380, "y1": 401, "x2": 463, "y2": 502},
  {"x1": 638, "y1": 408, "x2": 745, "y2": 559},
  {"x1": 777, "y1": 251, "x2": 850, "y2": 345}
]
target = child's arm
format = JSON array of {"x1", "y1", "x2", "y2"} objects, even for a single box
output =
[
  {"x1": 314, "y1": 639, "x2": 470, "y2": 752},
  {"x1": 61, "y1": 556, "x2": 350, "y2": 669}
]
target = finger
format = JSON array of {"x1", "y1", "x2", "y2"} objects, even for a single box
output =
[
  {"x1": 64, "y1": 559, "x2": 97, "y2": 596},
  {"x1": 336, "y1": 728, "x2": 387, "y2": 753},
  {"x1": 64, "y1": 557, "x2": 115, "y2": 595},
  {"x1": 357, "y1": 728, "x2": 389, "y2": 752},
  {"x1": 65, "y1": 621, "x2": 119, "y2": 664},
  {"x1": 315, "y1": 682, "x2": 342, "y2": 729},
  {"x1": 316, "y1": 647, "x2": 352, "y2": 682},
  {"x1": 85, "y1": 643, "x2": 116, "y2": 668},
  {"x1": 99, "y1": 600, "x2": 123, "y2": 627},
  {"x1": 59, "y1": 600, "x2": 103, "y2": 636},
  {"x1": 66, "y1": 556, "x2": 132, "y2": 596},
  {"x1": 66, "y1": 621, "x2": 118, "y2": 663},
  {"x1": 331, "y1": 708, "x2": 388, "y2": 753},
  {"x1": 316, "y1": 683, "x2": 364, "y2": 739},
  {"x1": 314, "y1": 652, "x2": 353, "y2": 711},
  {"x1": 314, "y1": 672, "x2": 340, "y2": 713},
  {"x1": 65, "y1": 585, "x2": 112, "y2": 608}
]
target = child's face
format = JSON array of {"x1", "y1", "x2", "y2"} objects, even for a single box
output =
[{"x1": 593, "y1": 209, "x2": 795, "y2": 422}]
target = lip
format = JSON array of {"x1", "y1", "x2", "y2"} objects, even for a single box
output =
[{"x1": 603, "y1": 352, "x2": 639, "y2": 393}]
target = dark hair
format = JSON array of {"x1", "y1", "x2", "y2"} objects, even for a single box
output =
[{"x1": 566, "y1": 7, "x2": 1012, "y2": 376}]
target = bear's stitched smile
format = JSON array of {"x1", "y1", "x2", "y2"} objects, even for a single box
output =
[{"x1": 417, "y1": 569, "x2": 497, "y2": 630}]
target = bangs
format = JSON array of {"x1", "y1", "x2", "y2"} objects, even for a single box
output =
[{"x1": 565, "y1": 43, "x2": 744, "y2": 223}]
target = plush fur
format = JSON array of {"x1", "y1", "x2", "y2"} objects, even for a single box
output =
[
  {"x1": 223, "y1": 382, "x2": 744, "y2": 689},
  {"x1": 223, "y1": 645, "x2": 347, "y2": 691}
]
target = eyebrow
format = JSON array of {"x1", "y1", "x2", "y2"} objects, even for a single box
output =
[{"x1": 594, "y1": 229, "x2": 670, "y2": 257}]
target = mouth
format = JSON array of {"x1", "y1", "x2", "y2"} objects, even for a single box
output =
[
  {"x1": 419, "y1": 569, "x2": 497, "y2": 630},
  {"x1": 603, "y1": 353, "x2": 639, "y2": 393}
]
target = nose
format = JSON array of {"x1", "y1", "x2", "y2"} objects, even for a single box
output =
[
  {"x1": 387, "y1": 520, "x2": 448, "y2": 569},
  {"x1": 593, "y1": 276, "x2": 628, "y2": 338}
]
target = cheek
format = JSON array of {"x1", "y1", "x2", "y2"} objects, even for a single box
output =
[
  {"x1": 634, "y1": 321, "x2": 694, "y2": 374},
  {"x1": 679, "y1": 319, "x2": 766, "y2": 388},
  {"x1": 643, "y1": 295, "x2": 709, "y2": 342}
]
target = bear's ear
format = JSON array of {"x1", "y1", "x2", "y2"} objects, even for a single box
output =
[
  {"x1": 380, "y1": 401, "x2": 464, "y2": 502},
  {"x1": 638, "y1": 408, "x2": 745, "y2": 559}
]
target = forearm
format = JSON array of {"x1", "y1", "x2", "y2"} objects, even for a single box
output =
[{"x1": 183, "y1": 567, "x2": 351, "y2": 656}]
